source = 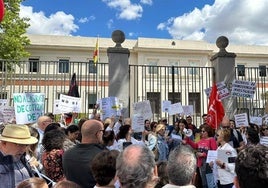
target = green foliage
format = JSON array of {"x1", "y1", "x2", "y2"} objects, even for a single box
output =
[{"x1": 0, "y1": 0, "x2": 30, "y2": 61}]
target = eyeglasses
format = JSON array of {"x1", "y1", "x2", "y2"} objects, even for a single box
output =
[
  {"x1": 222, "y1": 126, "x2": 230, "y2": 129},
  {"x1": 15, "y1": 143, "x2": 29, "y2": 147},
  {"x1": 262, "y1": 128, "x2": 268, "y2": 131}
]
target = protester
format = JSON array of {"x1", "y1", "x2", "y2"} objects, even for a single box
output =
[
  {"x1": 42, "y1": 129, "x2": 66, "y2": 182},
  {"x1": 221, "y1": 117, "x2": 245, "y2": 152},
  {"x1": 116, "y1": 144, "x2": 158, "y2": 188},
  {"x1": 154, "y1": 161, "x2": 168, "y2": 188},
  {"x1": 53, "y1": 180, "x2": 81, "y2": 188},
  {"x1": 183, "y1": 124, "x2": 217, "y2": 188},
  {"x1": 234, "y1": 144, "x2": 268, "y2": 188},
  {"x1": 246, "y1": 126, "x2": 260, "y2": 145},
  {"x1": 17, "y1": 177, "x2": 48, "y2": 188},
  {"x1": 210, "y1": 129, "x2": 237, "y2": 188},
  {"x1": 260, "y1": 124, "x2": 268, "y2": 147},
  {"x1": 164, "y1": 145, "x2": 197, "y2": 188},
  {"x1": 116, "y1": 124, "x2": 145, "y2": 151},
  {"x1": 0, "y1": 124, "x2": 38, "y2": 187},
  {"x1": 65, "y1": 124, "x2": 80, "y2": 144},
  {"x1": 155, "y1": 123, "x2": 169, "y2": 162},
  {"x1": 63, "y1": 119, "x2": 106, "y2": 188},
  {"x1": 91, "y1": 150, "x2": 120, "y2": 188}
]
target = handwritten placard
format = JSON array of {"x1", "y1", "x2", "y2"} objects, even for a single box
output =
[
  {"x1": 133, "y1": 100, "x2": 153, "y2": 120},
  {"x1": 13, "y1": 93, "x2": 45, "y2": 124},
  {"x1": 162, "y1": 100, "x2": 171, "y2": 113},
  {"x1": 168, "y1": 102, "x2": 184, "y2": 115},
  {"x1": 0, "y1": 106, "x2": 15, "y2": 124},
  {"x1": 205, "y1": 81, "x2": 230, "y2": 100},
  {"x1": 132, "y1": 114, "x2": 145, "y2": 132},
  {"x1": 182, "y1": 105, "x2": 194, "y2": 116},
  {"x1": 231, "y1": 80, "x2": 256, "y2": 98},
  {"x1": 234, "y1": 113, "x2": 249, "y2": 127}
]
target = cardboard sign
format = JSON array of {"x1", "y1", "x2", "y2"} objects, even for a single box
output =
[
  {"x1": 133, "y1": 100, "x2": 153, "y2": 120},
  {"x1": 231, "y1": 80, "x2": 256, "y2": 99},
  {"x1": 234, "y1": 113, "x2": 249, "y2": 127},
  {"x1": 13, "y1": 93, "x2": 45, "y2": 124}
]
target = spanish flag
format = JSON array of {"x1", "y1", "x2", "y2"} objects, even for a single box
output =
[{"x1": 93, "y1": 38, "x2": 99, "y2": 64}]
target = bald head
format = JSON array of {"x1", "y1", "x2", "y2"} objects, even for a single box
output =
[
  {"x1": 37, "y1": 115, "x2": 52, "y2": 131},
  {"x1": 221, "y1": 116, "x2": 230, "y2": 127},
  {"x1": 81, "y1": 119, "x2": 104, "y2": 144},
  {"x1": 116, "y1": 145, "x2": 156, "y2": 188},
  {"x1": 122, "y1": 145, "x2": 142, "y2": 166}
]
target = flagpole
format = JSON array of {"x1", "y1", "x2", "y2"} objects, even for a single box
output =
[{"x1": 95, "y1": 36, "x2": 100, "y2": 100}]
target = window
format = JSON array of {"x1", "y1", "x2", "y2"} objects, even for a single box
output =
[
  {"x1": 0, "y1": 92, "x2": 7, "y2": 99},
  {"x1": 147, "y1": 59, "x2": 158, "y2": 74},
  {"x1": 58, "y1": 59, "x2": 69, "y2": 73},
  {"x1": 168, "y1": 92, "x2": 181, "y2": 103},
  {"x1": 147, "y1": 92, "x2": 161, "y2": 115},
  {"x1": 88, "y1": 93, "x2": 97, "y2": 109},
  {"x1": 237, "y1": 64, "x2": 245, "y2": 76},
  {"x1": 89, "y1": 60, "x2": 97, "y2": 73},
  {"x1": 169, "y1": 61, "x2": 179, "y2": 74},
  {"x1": 188, "y1": 92, "x2": 200, "y2": 115},
  {"x1": 29, "y1": 58, "x2": 39, "y2": 72},
  {"x1": 188, "y1": 62, "x2": 199, "y2": 75}
]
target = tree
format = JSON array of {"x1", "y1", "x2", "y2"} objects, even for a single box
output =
[{"x1": 0, "y1": 0, "x2": 30, "y2": 63}]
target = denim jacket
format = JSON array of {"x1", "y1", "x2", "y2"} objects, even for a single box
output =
[
  {"x1": 157, "y1": 135, "x2": 169, "y2": 162},
  {"x1": 0, "y1": 152, "x2": 33, "y2": 188}
]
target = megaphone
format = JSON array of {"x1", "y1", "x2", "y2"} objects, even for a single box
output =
[{"x1": 183, "y1": 128, "x2": 193, "y2": 137}]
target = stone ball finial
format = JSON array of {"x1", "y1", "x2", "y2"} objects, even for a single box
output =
[
  {"x1": 216, "y1": 36, "x2": 229, "y2": 52},
  {"x1": 112, "y1": 30, "x2": 125, "y2": 48}
]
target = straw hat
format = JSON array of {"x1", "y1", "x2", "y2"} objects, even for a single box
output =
[
  {"x1": 0, "y1": 124, "x2": 38, "y2": 145},
  {"x1": 155, "y1": 124, "x2": 165, "y2": 133}
]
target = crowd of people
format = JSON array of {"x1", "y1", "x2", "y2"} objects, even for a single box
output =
[{"x1": 0, "y1": 110, "x2": 267, "y2": 188}]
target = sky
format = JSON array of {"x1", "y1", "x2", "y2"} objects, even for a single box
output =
[{"x1": 20, "y1": 0, "x2": 268, "y2": 45}]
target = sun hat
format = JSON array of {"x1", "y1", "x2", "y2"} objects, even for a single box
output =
[
  {"x1": 155, "y1": 124, "x2": 165, "y2": 133},
  {"x1": 0, "y1": 124, "x2": 38, "y2": 145}
]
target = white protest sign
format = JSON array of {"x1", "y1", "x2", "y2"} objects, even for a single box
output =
[
  {"x1": 250, "y1": 116, "x2": 262, "y2": 126},
  {"x1": 231, "y1": 80, "x2": 256, "y2": 98},
  {"x1": 59, "y1": 94, "x2": 81, "y2": 113},
  {"x1": 234, "y1": 113, "x2": 249, "y2": 127},
  {"x1": 263, "y1": 114, "x2": 268, "y2": 125},
  {"x1": 0, "y1": 99, "x2": 9, "y2": 107},
  {"x1": 0, "y1": 106, "x2": 15, "y2": 124},
  {"x1": 13, "y1": 93, "x2": 45, "y2": 124},
  {"x1": 131, "y1": 114, "x2": 145, "y2": 132},
  {"x1": 206, "y1": 150, "x2": 217, "y2": 163},
  {"x1": 99, "y1": 97, "x2": 121, "y2": 120},
  {"x1": 182, "y1": 105, "x2": 194, "y2": 116},
  {"x1": 168, "y1": 102, "x2": 184, "y2": 115},
  {"x1": 53, "y1": 100, "x2": 61, "y2": 115},
  {"x1": 133, "y1": 100, "x2": 153, "y2": 120},
  {"x1": 162, "y1": 100, "x2": 171, "y2": 113},
  {"x1": 205, "y1": 81, "x2": 230, "y2": 100}
]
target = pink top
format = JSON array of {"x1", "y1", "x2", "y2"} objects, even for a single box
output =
[{"x1": 186, "y1": 137, "x2": 217, "y2": 167}]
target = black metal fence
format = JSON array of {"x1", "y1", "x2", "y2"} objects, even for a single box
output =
[{"x1": 0, "y1": 60, "x2": 267, "y2": 126}]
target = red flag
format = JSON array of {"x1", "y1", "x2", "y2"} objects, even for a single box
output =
[
  {"x1": 0, "y1": 0, "x2": 4, "y2": 22},
  {"x1": 206, "y1": 83, "x2": 225, "y2": 129}
]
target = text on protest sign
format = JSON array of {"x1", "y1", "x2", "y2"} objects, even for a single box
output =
[
  {"x1": 0, "y1": 106, "x2": 15, "y2": 124},
  {"x1": 59, "y1": 94, "x2": 81, "y2": 113},
  {"x1": 205, "y1": 81, "x2": 230, "y2": 100},
  {"x1": 231, "y1": 80, "x2": 256, "y2": 99},
  {"x1": 234, "y1": 113, "x2": 249, "y2": 127},
  {"x1": 168, "y1": 102, "x2": 184, "y2": 115},
  {"x1": 99, "y1": 96, "x2": 121, "y2": 120},
  {"x1": 133, "y1": 100, "x2": 153, "y2": 120},
  {"x1": 13, "y1": 93, "x2": 45, "y2": 124}
]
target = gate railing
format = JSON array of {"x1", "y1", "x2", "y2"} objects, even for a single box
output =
[{"x1": 0, "y1": 60, "x2": 267, "y2": 126}]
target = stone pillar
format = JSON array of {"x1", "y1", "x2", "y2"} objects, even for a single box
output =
[
  {"x1": 210, "y1": 36, "x2": 236, "y2": 118},
  {"x1": 107, "y1": 30, "x2": 130, "y2": 117}
]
